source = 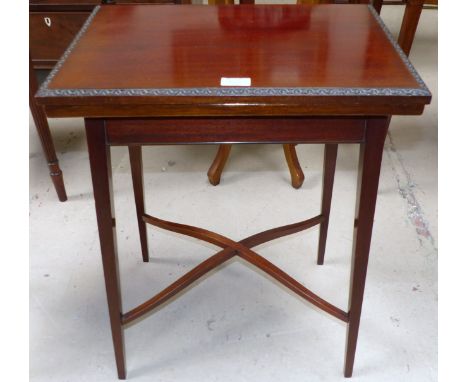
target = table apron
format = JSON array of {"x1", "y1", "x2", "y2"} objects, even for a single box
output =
[{"x1": 103, "y1": 117, "x2": 370, "y2": 146}]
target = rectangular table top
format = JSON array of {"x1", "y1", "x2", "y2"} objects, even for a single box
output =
[{"x1": 36, "y1": 4, "x2": 431, "y2": 118}]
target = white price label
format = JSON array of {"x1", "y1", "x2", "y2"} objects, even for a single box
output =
[{"x1": 220, "y1": 77, "x2": 251, "y2": 87}]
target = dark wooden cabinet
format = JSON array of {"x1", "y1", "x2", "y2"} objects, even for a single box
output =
[
  {"x1": 29, "y1": 0, "x2": 179, "y2": 69},
  {"x1": 30, "y1": 1, "x2": 100, "y2": 68},
  {"x1": 30, "y1": 12, "x2": 91, "y2": 68}
]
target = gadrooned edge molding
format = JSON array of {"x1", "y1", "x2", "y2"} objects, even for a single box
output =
[{"x1": 37, "y1": 4, "x2": 431, "y2": 99}]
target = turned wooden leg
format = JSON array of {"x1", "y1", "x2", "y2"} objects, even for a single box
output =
[
  {"x1": 317, "y1": 144, "x2": 338, "y2": 265},
  {"x1": 282, "y1": 144, "x2": 305, "y2": 189},
  {"x1": 398, "y1": 0, "x2": 424, "y2": 56},
  {"x1": 129, "y1": 145, "x2": 149, "y2": 262},
  {"x1": 344, "y1": 117, "x2": 390, "y2": 377},
  {"x1": 85, "y1": 119, "x2": 126, "y2": 379},
  {"x1": 207, "y1": 144, "x2": 232, "y2": 186},
  {"x1": 29, "y1": 55, "x2": 67, "y2": 202}
]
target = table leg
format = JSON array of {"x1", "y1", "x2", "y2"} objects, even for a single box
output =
[
  {"x1": 129, "y1": 146, "x2": 149, "y2": 262},
  {"x1": 317, "y1": 144, "x2": 338, "y2": 265},
  {"x1": 344, "y1": 117, "x2": 390, "y2": 377},
  {"x1": 85, "y1": 119, "x2": 126, "y2": 379},
  {"x1": 398, "y1": 0, "x2": 424, "y2": 56},
  {"x1": 29, "y1": 56, "x2": 67, "y2": 202}
]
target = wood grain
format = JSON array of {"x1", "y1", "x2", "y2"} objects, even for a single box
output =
[{"x1": 36, "y1": 4, "x2": 430, "y2": 117}]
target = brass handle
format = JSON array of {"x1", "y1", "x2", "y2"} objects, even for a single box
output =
[{"x1": 44, "y1": 17, "x2": 52, "y2": 27}]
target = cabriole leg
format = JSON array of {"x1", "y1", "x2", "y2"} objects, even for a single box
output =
[
  {"x1": 283, "y1": 144, "x2": 305, "y2": 189},
  {"x1": 207, "y1": 144, "x2": 232, "y2": 186}
]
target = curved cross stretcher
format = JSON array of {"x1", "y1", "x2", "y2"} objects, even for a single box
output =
[
  {"x1": 84, "y1": 116, "x2": 391, "y2": 379},
  {"x1": 121, "y1": 213, "x2": 349, "y2": 325}
]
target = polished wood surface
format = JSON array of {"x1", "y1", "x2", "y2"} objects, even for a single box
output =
[
  {"x1": 104, "y1": 117, "x2": 367, "y2": 145},
  {"x1": 207, "y1": 0, "x2": 305, "y2": 190},
  {"x1": 204, "y1": 0, "x2": 429, "y2": 189},
  {"x1": 49, "y1": 5, "x2": 419, "y2": 89},
  {"x1": 37, "y1": 4, "x2": 430, "y2": 117}
]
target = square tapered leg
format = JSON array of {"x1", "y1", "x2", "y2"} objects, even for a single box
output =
[
  {"x1": 85, "y1": 119, "x2": 126, "y2": 379},
  {"x1": 344, "y1": 117, "x2": 390, "y2": 377}
]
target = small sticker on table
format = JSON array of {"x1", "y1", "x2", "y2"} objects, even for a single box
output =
[{"x1": 220, "y1": 77, "x2": 251, "y2": 87}]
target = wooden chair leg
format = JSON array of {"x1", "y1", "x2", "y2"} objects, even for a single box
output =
[
  {"x1": 208, "y1": 144, "x2": 304, "y2": 189},
  {"x1": 207, "y1": 144, "x2": 232, "y2": 186},
  {"x1": 29, "y1": 55, "x2": 67, "y2": 202},
  {"x1": 85, "y1": 119, "x2": 126, "y2": 379},
  {"x1": 317, "y1": 144, "x2": 338, "y2": 265},
  {"x1": 129, "y1": 146, "x2": 149, "y2": 262},
  {"x1": 282, "y1": 144, "x2": 305, "y2": 189},
  {"x1": 344, "y1": 117, "x2": 390, "y2": 377},
  {"x1": 371, "y1": 0, "x2": 383, "y2": 14},
  {"x1": 397, "y1": 0, "x2": 424, "y2": 56}
]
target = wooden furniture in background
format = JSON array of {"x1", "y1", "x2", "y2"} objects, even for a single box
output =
[
  {"x1": 29, "y1": 0, "x2": 185, "y2": 200},
  {"x1": 397, "y1": 0, "x2": 438, "y2": 56},
  {"x1": 29, "y1": 0, "x2": 191, "y2": 70},
  {"x1": 207, "y1": 0, "x2": 361, "y2": 189},
  {"x1": 30, "y1": 1, "x2": 100, "y2": 69},
  {"x1": 36, "y1": 4, "x2": 430, "y2": 378},
  {"x1": 374, "y1": 0, "x2": 438, "y2": 55},
  {"x1": 29, "y1": 54, "x2": 67, "y2": 201},
  {"x1": 205, "y1": 0, "x2": 435, "y2": 188},
  {"x1": 207, "y1": 0, "x2": 305, "y2": 189}
]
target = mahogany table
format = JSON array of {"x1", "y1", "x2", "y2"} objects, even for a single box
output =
[{"x1": 36, "y1": 4, "x2": 431, "y2": 379}]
